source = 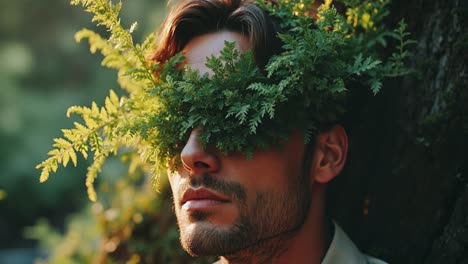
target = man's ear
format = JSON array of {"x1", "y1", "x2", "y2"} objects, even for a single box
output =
[{"x1": 310, "y1": 125, "x2": 348, "y2": 183}]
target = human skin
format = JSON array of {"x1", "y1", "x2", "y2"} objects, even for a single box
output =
[{"x1": 167, "y1": 31, "x2": 349, "y2": 264}]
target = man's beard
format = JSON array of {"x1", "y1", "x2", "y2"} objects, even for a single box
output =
[{"x1": 173, "y1": 172, "x2": 311, "y2": 258}]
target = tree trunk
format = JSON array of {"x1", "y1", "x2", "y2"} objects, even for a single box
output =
[{"x1": 328, "y1": 0, "x2": 468, "y2": 263}]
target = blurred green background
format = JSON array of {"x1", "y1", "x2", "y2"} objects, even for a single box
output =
[{"x1": 0, "y1": 0, "x2": 167, "y2": 261}]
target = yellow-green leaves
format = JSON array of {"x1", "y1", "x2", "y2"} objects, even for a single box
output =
[
  {"x1": 36, "y1": 90, "x2": 124, "y2": 201},
  {"x1": 345, "y1": 0, "x2": 390, "y2": 32},
  {"x1": 85, "y1": 155, "x2": 105, "y2": 202},
  {"x1": 38, "y1": 0, "x2": 414, "y2": 201},
  {"x1": 105, "y1": 89, "x2": 120, "y2": 115},
  {"x1": 73, "y1": 0, "x2": 157, "y2": 93},
  {"x1": 37, "y1": 0, "x2": 161, "y2": 202},
  {"x1": 75, "y1": 29, "x2": 109, "y2": 55},
  {"x1": 36, "y1": 138, "x2": 76, "y2": 183}
]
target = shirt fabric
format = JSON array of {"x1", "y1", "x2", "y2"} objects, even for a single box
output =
[{"x1": 322, "y1": 222, "x2": 388, "y2": 264}]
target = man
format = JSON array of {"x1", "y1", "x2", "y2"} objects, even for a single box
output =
[{"x1": 152, "y1": 0, "x2": 387, "y2": 263}]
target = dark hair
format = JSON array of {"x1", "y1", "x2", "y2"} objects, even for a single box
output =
[{"x1": 151, "y1": 0, "x2": 283, "y2": 68}]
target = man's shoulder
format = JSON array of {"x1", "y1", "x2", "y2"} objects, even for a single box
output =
[{"x1": 322, "y1": 221, "x2": 388, "y2": 264}]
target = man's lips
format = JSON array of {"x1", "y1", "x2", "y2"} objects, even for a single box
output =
[{"x1": 181, "y1": 188, "x2": 231, "y2": 210}]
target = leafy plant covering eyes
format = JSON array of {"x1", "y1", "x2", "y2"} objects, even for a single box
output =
[{"x1": 36, "y1": 0, "x2": 414, "y2": 201}]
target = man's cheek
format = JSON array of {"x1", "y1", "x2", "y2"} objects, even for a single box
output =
[{"x1": 167, "y1": 174, "x2": 180, "y2": 197}]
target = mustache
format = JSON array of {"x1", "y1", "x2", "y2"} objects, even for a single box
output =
[{"x1": 178, "y1": 173, "x2": 247, "y2": 203}]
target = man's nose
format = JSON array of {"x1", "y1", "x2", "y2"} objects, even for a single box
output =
[{"x1": 180, "y1": 128, "x2": 220, "y2": 175}]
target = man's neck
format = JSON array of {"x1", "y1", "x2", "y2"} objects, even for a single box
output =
[{"x1": 215, "y1": 185, "x2": 331, "y2": 264}]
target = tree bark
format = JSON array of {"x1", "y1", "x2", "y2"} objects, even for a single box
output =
[{"x1": 328, "y1": 0, "x2": 468, "y2": 263}]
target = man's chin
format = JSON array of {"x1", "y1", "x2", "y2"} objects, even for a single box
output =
[{"x1": 179, "y1": 221, "x2": 249, "y2": 257}]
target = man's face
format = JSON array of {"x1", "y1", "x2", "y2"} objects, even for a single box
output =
[{"x1": 167, "y1": 31, "x2": 312, "y2": 257}]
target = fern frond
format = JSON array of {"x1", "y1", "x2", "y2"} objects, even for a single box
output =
[
  {"x1": 38, "y1": 0, "x2": 415, "y2": 200},
  {"x1": 36, "y1": 90, "x2": 128, "y2": 200},
  {"x1": 85, "y1": 154, "x2": 106, "y2": 202}
]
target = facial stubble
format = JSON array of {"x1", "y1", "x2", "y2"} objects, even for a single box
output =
[{"x1": 173, "y1": 172, "x2": 311, "y2": 258}]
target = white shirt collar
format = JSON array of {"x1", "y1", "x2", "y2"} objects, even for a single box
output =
[{"x1": 321, "y1": 221, "x2": 387, "y2": 264}]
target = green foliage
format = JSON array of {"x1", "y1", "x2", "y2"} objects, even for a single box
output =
[
  {"x1": 0, "y1": 0, "x2": 168, "y2": 253},
  {"x1": 30, "y1": 0, "x2": 416, "y2": 262},
  {"x1": 36, "y1": 90, "x2": 125, "y2": 201},
  {"x1": 28, "y1": 161, "x2": 214, "y2": 263},
  {"x1": 37, "y1": 0, "x2": 415, "y2": 202},
  {"x1": 36, "y1": 0, "x2": 162, "y2": 201}
]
